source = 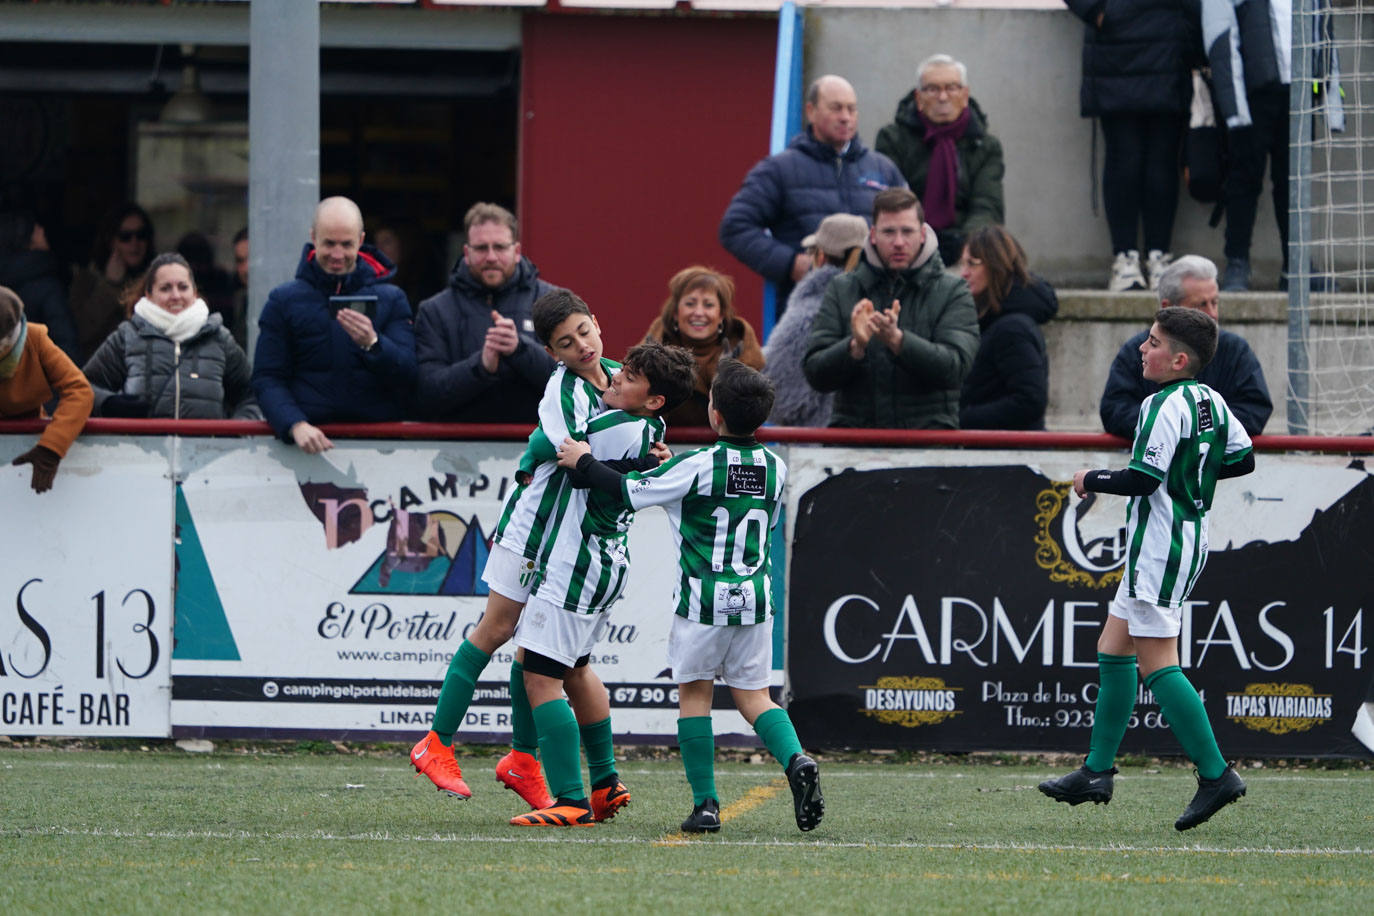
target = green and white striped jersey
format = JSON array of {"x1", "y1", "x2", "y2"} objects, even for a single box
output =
[
  {"x1": 621, "y1": 437, "x2": 786, "y2": 626},
  {"x1": 530, "y1": 410, "x2": 665, "y2": 614},
  {"x1": 1124, "y1": 379, "x2": 1253, "y2": 609},
  {"x1": 494, "y1": 358, "x2": 618, "y2": 560}
]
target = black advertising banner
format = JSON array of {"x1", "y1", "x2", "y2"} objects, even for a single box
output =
[{"x1": 787, "y1": 460, "x2": 1374, "y2": 758}]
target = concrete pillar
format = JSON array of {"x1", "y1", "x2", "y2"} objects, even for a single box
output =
[{"x1": 246, "y1": 0, "x2": 319, "y2": 358}]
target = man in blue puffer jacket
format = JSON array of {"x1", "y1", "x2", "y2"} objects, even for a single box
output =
[
  {"x1": 252, "y1": 196, "x2": 417, "y2": 453},
  {"x1": 719, "y1": 75, "x2": 905, "y2": 308}
]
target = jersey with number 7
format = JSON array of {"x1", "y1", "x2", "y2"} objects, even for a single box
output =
[
  {"x1": 620, "y1": 438, "x2": 786, "y2": 626},
  {"x1": 1125, "y1": 378, "x2": 1253, "y2": 609}
]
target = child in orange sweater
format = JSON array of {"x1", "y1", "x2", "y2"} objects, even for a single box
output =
[{"x1": 0, "y1": 286, "x2": 94, "y2": 492}]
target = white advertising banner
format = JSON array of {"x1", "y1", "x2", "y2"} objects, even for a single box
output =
[{"x1": 0, "y1": 439, "x2": 174, "y2": 736}]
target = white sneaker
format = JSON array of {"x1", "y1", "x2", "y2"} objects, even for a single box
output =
[
  {"x1": 1145, "y1": 250, "x2": 1173, "y2": 291},
  {"x1": 1109, "y1": 250, "x2": 1146, "y2": 292}
]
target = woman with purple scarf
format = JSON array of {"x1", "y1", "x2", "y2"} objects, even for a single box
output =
[{"x1": 876, "y1": 53, "x2": 1006, "y2": 269}]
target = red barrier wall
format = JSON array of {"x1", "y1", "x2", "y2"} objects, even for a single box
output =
[{"x1": 517, "y1": 12, "x2": 776, "y2": 360}]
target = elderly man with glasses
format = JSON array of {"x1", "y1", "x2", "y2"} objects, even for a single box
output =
[
  {"x1": 876, "y1": 53, "x2": 1006, "y2": 269},
  {"x1": 413, "y1": 202, "x2": 562, "y2": 424}
]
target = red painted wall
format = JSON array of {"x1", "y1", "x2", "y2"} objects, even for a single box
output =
[{"x1": 519, "y1": 13, "x2": 775, "y2": 361}]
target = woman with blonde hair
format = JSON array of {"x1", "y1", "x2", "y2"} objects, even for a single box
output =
[
  {"x1": 957, "y1": 225, "x2": 1058, "y2": 429},
  {"x1": 643, "y1": 266, "x2": 763, "y2": 428}
]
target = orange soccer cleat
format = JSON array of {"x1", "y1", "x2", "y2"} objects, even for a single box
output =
[
  {"x1": 410, "y1": 731, "x2": 471, "y2": 798},
  {"x1": 495, "y1": 749, "x2": 555, "y2": 810},
  {"x1": 589, "y1": 776, "x2": 631, "y2": 823},
  {"x1": 509, "y1": 799, "x2": 595, "y2": 827}
]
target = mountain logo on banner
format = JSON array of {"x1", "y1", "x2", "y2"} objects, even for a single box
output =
[
  {"x1": 1032, "y1": 483, "x2": 1127, "y2": 588},
  {"x1": 172, "y1": 484, "x2": 241, "y2": 661},
  {"x1": 349, "y1": 509, "x2": 491, "y2": 597},
  {"x1": 1225, "y1": 683, "x2": 1334, "y2": 735}
]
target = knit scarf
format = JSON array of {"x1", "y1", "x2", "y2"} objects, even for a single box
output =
[
  {"x1": 918, "y1": 107, "x2": 970, "y2": 231},
  {"x1": 133, "y1": 297, "x2": 210, "y2": 343},
  {"x1": 0, "y1": 315, "x2": 26, "y2": 379}
]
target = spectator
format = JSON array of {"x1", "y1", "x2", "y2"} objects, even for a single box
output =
[
  {"x1": 763, "y1": 212, "x2": 868, "y2": 427},
  {"x1": 1203, "y1": 0, "x2": 1339, "y2": 291},
  {"x1": 1099, "y1": 254, "x2": 1272, "y2": 438},
  {"x1": 70, "y1": 203, "x2": 155, "y2": 363},
  {"x1": 875, "y1": 54, "x2": 1006, "y2": 269},
  {"x1": 0, "y1": 210, "x2": 79, "y2": 360},
  {"x1": 1, "y1": 285, "x2": 93, "y2": 493},
  {"x1": 229, "y1": 226, "x2": 249, "y2": 349},
  {"x1": 413, "y1": 203, "x2": 558, "y2": 424},
  {"x1": 251, "y1": 196, "x2": 417, "y2": 454},
  {"x1": 957, "y1": 226, "x2": 1058, "y2": 430},
  {"x1": 644, "y1": 266, "x2": 763, "y2": 428},
  {"x1": 1066, "y1": 0, "x2": 1199, "y2": 291},
  {"x1": 176, "y1": 231, "x2": 239, "y2": 345},
  {"x1": 83, "y1": 252, "x2": 259, "y2": 420},
  {"x1": 718, "y1": 75, "x2": 905, "y2": 308},
  {"x1": 803, "y1": 188, "x2": 978, "y2": 429}
]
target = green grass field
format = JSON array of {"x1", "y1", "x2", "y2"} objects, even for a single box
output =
[{"x1": 3, "y1": 744, "x2": 1371, "y2": 914}]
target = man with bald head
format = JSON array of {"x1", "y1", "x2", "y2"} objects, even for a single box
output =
[
  {"x1": 1099, "y1": 254, "x2": 1272, "y2": 439},
  {"x1": 719, "y1": 74, "x2": 905, "y2": 309},
  {"x1": 252, "y1": 196, "x2": 417, "y2": 452}
]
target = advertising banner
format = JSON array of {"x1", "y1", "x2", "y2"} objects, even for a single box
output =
[
  {"x1": 784, "y1": 447, "x2": 1373, "y2": 758},
  {"x1": 0, "y1": 440, "x2": 174, "y2": 737},
  {"x1": 169, "y1": 438, "x2": 771, "y2": 741}
]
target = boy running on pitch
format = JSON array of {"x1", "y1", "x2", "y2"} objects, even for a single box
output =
[
  {"x1": 1039, "y1": 307, "x2": 1254, "y2": 831},
  {"x1": 410, "y1": 290, "x2": 620, "y2": 809},
  {"x1": 510, "y1": 342, "x2": 696, "y2": 827},
  {"x1": 557, "y1": 359, "x2": 824, "y2": 834}
]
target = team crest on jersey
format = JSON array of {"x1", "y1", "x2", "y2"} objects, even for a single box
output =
[
  {"x1": 726, "y1": 464, "x2": 766, "y2": 497},
  {"x1": 1197, "y1": 400, "x2": 1215, "y2": 431}
]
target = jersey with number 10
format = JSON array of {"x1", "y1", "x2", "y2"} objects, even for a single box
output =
[
  {"x1": 621, "y1": 438, "x2": 786, "y2": 626},
  {"x1": 1125, "y1": 378, "x2": 1253, "y2": 609}
]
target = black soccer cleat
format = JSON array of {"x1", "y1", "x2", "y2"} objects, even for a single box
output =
[
  {"x1": 785, "y1": 752, "x2": 824, "y2": 831},
  {"x1": 1175, "y1": 763, "x2": 1246, "y2": 831},
  {"x1": 680, "y1": 798, "x2": 721, "y2": 834},
  {"x1": 1038, "y1": 764, "x2": 1116, "y2": 806}
]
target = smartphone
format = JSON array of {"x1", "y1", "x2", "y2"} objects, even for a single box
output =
[{"x1": 329, "y1": 295, "x2": 379, "y2": 319}]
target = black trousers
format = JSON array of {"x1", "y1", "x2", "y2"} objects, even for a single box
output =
[
  {"x1": 1100, "y1": 112, "x2": 1184, "y2": 254},
  {"x1": 1223, "y1": 84, "x2": 1289, "y2": 266}
]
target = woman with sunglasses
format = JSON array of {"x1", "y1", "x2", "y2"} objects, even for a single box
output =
[{"x1": 69, "y1": 202, "x2": 155, "y2": 362}]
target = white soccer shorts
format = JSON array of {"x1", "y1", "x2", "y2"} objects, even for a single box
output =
[
  {"x1": 1108, "y1": 579, "x2": 1183, "y2": 638},
  {"x1": 480, "y1": 543, "x2": 539, "y2": 603},
  {"x1": 512, "y1": 593, "x2": 610, "y2": 668},
  {"x1": 667, "y1": 614, "x2": 772, "y2": 689}
]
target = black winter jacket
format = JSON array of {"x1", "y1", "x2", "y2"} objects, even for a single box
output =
[
  {"x1": 413, "y1": 257, "x2": 559, "y2": 423},
  {"x1": 0, "y1": 249, "x2": 79, "y2": 359},
  {"x1": 959, "y1": 277, "x2": 1058, "y2": 430},
  {"x1": 1065, "y1": 0, "x2": 1202, "y2": 116},
  {"x1": 84, "y1": 312, "x2": 260, "y2": 420},
  {"x1": 1099, "y1": 327, "x2": 1272, "y2": 437}
]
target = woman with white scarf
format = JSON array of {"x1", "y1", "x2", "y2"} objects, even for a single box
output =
[{"x1": 83, "y1": 252, "x2": 260, "y2": 420}]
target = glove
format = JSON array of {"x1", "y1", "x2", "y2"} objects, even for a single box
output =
[
  {"x1": 12, "y1": 445, "x2": 61, "y2": 493},
  {"x1": 102, "y1": 393, "x2": 150, "y2": 418}
]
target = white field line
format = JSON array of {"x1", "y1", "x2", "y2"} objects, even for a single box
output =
[{"x1": 8, "y1": 825, "x2": 1372, "y2": 857}]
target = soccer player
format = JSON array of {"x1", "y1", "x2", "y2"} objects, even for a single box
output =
[
  {"x1": 409, "y1": 290, "x2": 618, "y2": 809},
  {"x1": 1039, "y1": 307, "x2": 1254, "y2": 830},
  {"x1": 510, "y1": 342, "x2": 697, "y2": 827},
  {"x1": 557, "y1": 359, "x2": 824, "y2": 834}
]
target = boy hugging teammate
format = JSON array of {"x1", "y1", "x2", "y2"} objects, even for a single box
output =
[
  {"x1": 410, "y1": 291, "x2": 624, "y2": 810},
  {"x1": 509, "y1": 342, "x2": 696, "y2": 826},
  {"x1": 1040, "y1": 308, "x2": 1254, "y2": 830},
  {"x1": 559, "y1": 359, "x2": 824, "y2": 834}
]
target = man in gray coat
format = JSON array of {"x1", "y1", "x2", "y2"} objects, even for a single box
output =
[
  {"x1": 414, "y1": 203, "x2": 560, "y2": 423},
  {"x1": 803, "y1": 188, "x2": 979, "y2": 429}
]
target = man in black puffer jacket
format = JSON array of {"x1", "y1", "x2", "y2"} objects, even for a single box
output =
[
  {"x1": 413, "y1": 203, "x2": 558, "y2": 424},
  {"x1": 719, "y1": 75, "x2": 905, "y2": 308}
]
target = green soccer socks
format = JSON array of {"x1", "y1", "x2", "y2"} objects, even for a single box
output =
[
  {"x1": 1085, "y1": 653, "x2": 1138, "y2": 772},
  {"x1": 754, "y1": 707, "x2": 804, "y2": 770},
  {"x1": 678, "y1": 716, "x2": 718, "y2": 805},
  {"x1": 508, "y1": 659, "x2": 538, "y2": 756},
  {"x1": 1146, "y1": 666, "x2": 1228, "y2": 780},
  {"x1": 579, "y1": 717, "x2": 617, "y2": 787},
  {"x1": 432, "y1": 639, "x2": 491, "y2": 745},
  {"x1": 533, "y1": 698, "x2": 586, "y2": 801}
]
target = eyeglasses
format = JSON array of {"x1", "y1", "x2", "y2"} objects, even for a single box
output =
[
  {"x1": 919, "y1": 83, "x2": 965, "y2": 96},
  {"x1": 468, "y1": 243, "x2": 513, "y2": 255},
  {"x1": 117, "y1": 228, "x2": 151, "y2": 242}
]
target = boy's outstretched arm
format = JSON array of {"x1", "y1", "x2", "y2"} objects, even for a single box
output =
[{"x1": 1072, "y1": 467, "x2": 1160, "y2": 498}]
